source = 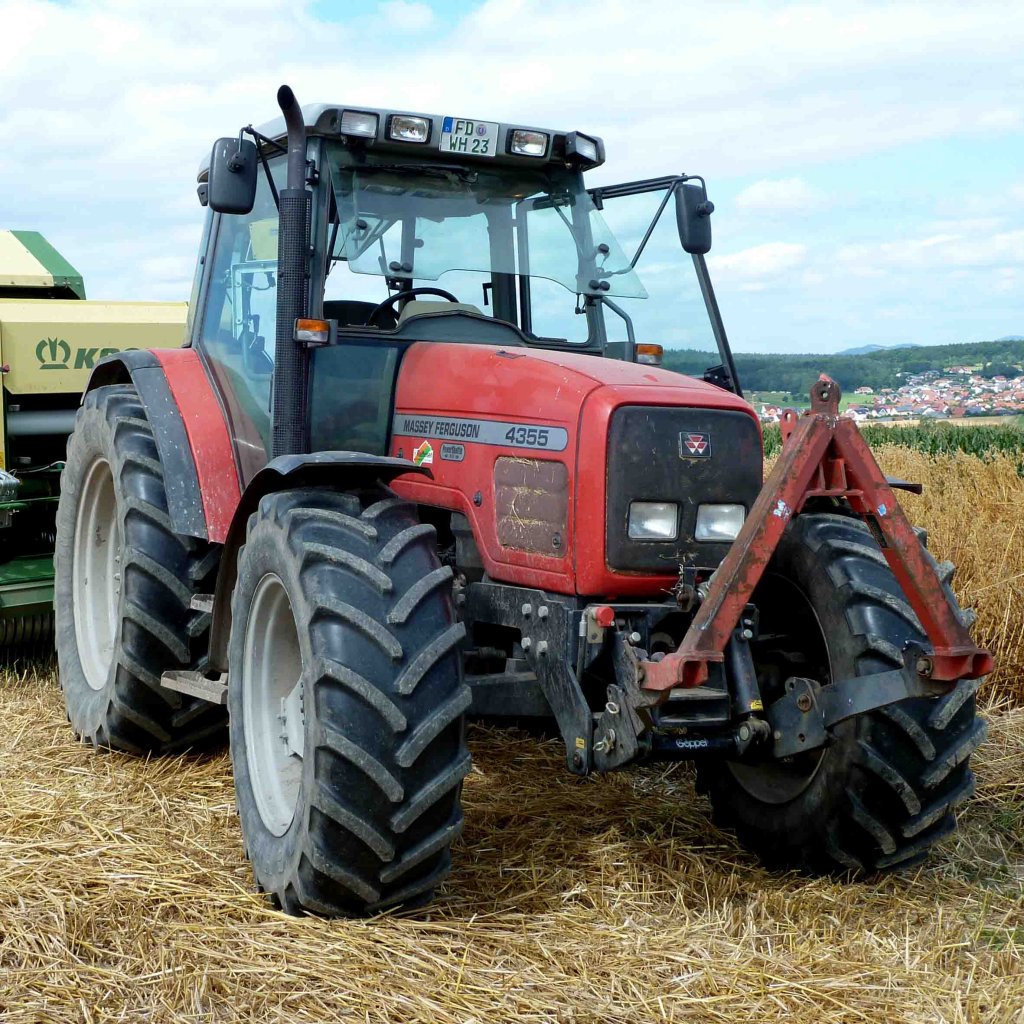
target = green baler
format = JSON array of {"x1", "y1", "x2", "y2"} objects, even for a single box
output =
[{"x1": 0, "y1": 230, "x2": 186, "y2": 648}]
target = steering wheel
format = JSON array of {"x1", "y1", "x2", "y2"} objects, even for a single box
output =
[{"x1": 366, "y1": 286, "x2": 460, "y2": 327}]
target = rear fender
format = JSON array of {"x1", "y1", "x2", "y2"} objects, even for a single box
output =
[
  {"x1": 207, "y1": 453, "x2": 428, "y2": 671},
  {"x1": 85, "y1": 349, "x2": 238, "y2": 542}
]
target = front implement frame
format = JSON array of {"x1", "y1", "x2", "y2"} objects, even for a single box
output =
[{"x1": 640, "y1": 375, "x2": 993, "y2": 694}]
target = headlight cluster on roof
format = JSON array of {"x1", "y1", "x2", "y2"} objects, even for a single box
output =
[{"x1": 334, "y1": 108, "x2": 602, "y2": 167}]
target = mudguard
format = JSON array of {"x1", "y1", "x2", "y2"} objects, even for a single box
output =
[
  {"x1": 86, "y1": 349, "x2": 238, "y2": 542},
  {"x1": 207, "y1": 451, "x2": 428, "y2": 671}
]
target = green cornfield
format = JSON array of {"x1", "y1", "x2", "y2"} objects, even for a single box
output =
[{"x1": 762, "y1": 418, "x2": 1024, "y2": 468}]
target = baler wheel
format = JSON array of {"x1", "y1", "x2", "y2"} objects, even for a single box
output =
[
  {"x1": 698, "y1": 512, "x2": 985, "y2": 874},
  {"x1": 54, "y1": 384, "x2": 225, "y2": 753},
  {"x1": 228, "y1": 486, "x2": 470, "y2": 916}
]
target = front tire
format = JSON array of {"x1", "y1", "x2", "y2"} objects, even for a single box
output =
[
  {"x1": 55, "y1": 384, "x2": 225, "y2": 753},
  {"x1": 228, "y1": 486, "x2": 470, "y2": 916},
  {"x1": 699, "y1": 513, "x2": 985, "y2": 874}
]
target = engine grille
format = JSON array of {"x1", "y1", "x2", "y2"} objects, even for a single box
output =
[{"x1": 605, "y1": 405, "x2": 762, "y2": 573}]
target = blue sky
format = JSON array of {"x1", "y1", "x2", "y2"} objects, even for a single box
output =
[{"x1": 2, "y1": 0, "x2": 1021, "y2": 354}]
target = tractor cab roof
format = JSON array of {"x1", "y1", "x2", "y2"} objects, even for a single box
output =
[{"x1": 198, "y1": 103, "x2": 604, "y2": 180}]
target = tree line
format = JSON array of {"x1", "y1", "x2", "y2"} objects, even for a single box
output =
[{"x1": 662, "y1": 339, "x2": 1024, "y2": 395}]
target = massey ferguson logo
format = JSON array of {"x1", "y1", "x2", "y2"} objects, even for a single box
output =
[{"x1": 680, "y1": 431, "x2": 711, "y2": 458}]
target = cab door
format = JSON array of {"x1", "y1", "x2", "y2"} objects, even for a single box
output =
[{"x1": 194, "y1": 158, "x2": 285, "y2": 486}]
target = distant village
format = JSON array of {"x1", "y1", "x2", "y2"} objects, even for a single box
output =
[{"x1": 758, "y1": 366, "x2": 1024, "y2": 423}]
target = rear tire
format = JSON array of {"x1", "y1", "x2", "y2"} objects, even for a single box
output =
[
  {"x1": 55, "y1": 384, "x2": 225, "y2": 753},
  {"x1": 699, "y1": 513, "x2": 985, "y2": 874},
  {"x1": 228, "y1": 486, "x2": 470, "y2": 916}
]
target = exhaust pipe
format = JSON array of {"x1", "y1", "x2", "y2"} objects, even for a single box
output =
[
  {"x1": 272, "y1": 84, "x2": 311, "y2": 458},
  {"x1": 278, "y1": 84, "x2": 308, "y2": 192}
]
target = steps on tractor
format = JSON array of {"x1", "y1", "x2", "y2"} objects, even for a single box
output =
[{"x1": 160, "y1": 669, "x2": 227, "y2": 705}]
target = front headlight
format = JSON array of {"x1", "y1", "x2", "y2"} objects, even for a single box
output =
[
  {"x1": 339, "y1": 109, "x2": 379, "y2": 138},
  {"x1": 509, "y1": 129, "x2": 549, "y2": 157},
  {"x1": 628, "y1": 501, "x2": 679, "y2": 540},
  {"x1": 388, "y1": 114, "x2": 430, "y2": 143},
  {"x1": 695, "y1": 503, "x2": 745, "y2": 541}
]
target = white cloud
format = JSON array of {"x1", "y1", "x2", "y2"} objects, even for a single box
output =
[
  {"x1": 838, "y1": 230, "x2": 1024, "y2": 271},
  {"x1": 379, "y1": 0, "x2": 434, "y2": 30},
  {"x1": 734, "y1": 178, "x2": 826, "y2": 215},
  {"x1": 976, "y1": 109, "x2": 1024, "y2": 131},
  {"x1": 713, "y1": 242, "x2": 808, "y2": 279}
]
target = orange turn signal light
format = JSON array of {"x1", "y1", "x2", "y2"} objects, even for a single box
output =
[
  {"x1": 636, "y1": 343, "x2": 663, "y2": 366},
  {"x1": 294, "y1": 318, "x2": 331, "y2": 345}
]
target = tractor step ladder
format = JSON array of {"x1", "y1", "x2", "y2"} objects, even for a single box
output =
[{"x1": 161, "y1": 670, "x2": 228, "y2": 705}]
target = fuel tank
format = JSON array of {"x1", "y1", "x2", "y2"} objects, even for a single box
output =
[{"x1": 389, "y1": 342, "x2": 761, "y2": 599}]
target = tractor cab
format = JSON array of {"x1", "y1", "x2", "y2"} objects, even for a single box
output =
[{"x1": 196, "y1": 99, "x2": 738, "y2": 473}]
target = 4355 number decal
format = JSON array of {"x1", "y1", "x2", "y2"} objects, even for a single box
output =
[{"x1": 504, "y1": 426, "x2": 550, "y2": 447}]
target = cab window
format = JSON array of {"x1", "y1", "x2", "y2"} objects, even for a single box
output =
[{"x1": 197, "y1": 159, "x2": 284, "y2": 482}]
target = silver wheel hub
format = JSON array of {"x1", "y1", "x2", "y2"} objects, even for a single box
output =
[
  {"x1": 72, "y1": 457, "x2": 122, "y2": 691},
  {"x1": 242, "y1": 573, "x2": 305, "y2": 836}
]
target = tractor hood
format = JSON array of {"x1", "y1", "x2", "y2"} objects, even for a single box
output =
[
  {"x1": 389, "y1": 342, "x2": 761, "y2": 599},
  {"x1": 393, "y1": 343, "x2": 755, "y2": 427}
]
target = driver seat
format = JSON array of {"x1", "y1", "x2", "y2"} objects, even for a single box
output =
[
  {"x1": 322, "y1": 299, "x2": 397, "y2": 330},
  {"x1": 397, "y1": 300, "x2": 484, "y2": 323}
]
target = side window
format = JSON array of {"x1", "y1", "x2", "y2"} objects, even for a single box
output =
[
  {"x1": 185, "y1": 209, "x2": 214, "y2": 344},
  {"x1": 198, "y1": 160, "x2": 284, "y2": 479},
  {"x1": 597, "y1": 190, "x2": 717, "y2": 354}
]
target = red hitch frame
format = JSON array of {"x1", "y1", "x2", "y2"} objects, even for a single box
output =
[{"x1": 640, "y1": 375, "x2": 993, "y2": 693}]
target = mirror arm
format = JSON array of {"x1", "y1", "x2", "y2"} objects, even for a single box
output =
[{"x1": 241, "y1": 126, "x2": 280, "y2": 211}]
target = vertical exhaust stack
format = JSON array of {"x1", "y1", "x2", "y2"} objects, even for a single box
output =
[{"x1": 272, "y1": 84, "x2": 311, "y2": 458}]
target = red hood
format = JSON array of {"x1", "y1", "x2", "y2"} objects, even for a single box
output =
[{"x1": 395, "y1": 343, "x2": 753, "y2": 419}]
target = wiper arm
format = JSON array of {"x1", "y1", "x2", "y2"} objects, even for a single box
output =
[{"x1": 355, "y1": 162, "x2": 480, "y2": 182}]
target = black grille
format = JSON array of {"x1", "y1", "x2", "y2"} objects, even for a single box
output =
[{"x1": 605, "y1": 406, "x2": 762, "y2": 573}]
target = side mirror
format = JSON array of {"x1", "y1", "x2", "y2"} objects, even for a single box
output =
[
  {"x1": 675, "y1": 180, "x2": 714, "y2": 255},
  {"x1": 208, "y1": 137, "x2": 258, "y2": 215}
]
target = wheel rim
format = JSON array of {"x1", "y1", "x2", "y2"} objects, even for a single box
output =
[
  {"x1": 72, "y1": 457, "x2": 122, "y2": 691},
  {"x1": 242, "y1": 573, "x2": 304, "y2": 836},
  {"x1": 727, "y1": 573, "x2": 830, "y2": 804}
]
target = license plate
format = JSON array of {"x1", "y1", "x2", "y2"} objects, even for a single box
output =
[{"x1": 440, "y1": 116, "x2": 499, "y2": 158}]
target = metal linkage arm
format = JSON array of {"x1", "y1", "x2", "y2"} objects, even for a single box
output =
[{"x1": 640, "y1": 375, "x2": 993, "y2": 693}]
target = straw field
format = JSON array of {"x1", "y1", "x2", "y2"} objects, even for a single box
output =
[{"x1": 1, "y1": 448, "x2": 1022, "y2": 1022}]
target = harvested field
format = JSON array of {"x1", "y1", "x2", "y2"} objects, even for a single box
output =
[
  {"x1": 873, "y1": 448, "x2": 1024, "y2": 705},
  {"x1": 1, "y1": 451, "x2": 1022, "y2": 1022},
  {"x1": 1, "y1": 670, "x2": 1022, "y2": 1022}
]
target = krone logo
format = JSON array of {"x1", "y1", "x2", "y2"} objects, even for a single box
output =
[{"x1": 36, "y1": 337, "x2": 71, "y2": 369}]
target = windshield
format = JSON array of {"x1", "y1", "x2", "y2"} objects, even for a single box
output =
[{"x1": 325, "y1": 145, "x2": 647, "y2": 301}]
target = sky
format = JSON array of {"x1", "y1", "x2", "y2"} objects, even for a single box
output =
[{"x1": 1, "y1": 0, "x2": 1022, "y2": 354}]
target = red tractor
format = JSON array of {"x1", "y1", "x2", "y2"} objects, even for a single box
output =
[{"x1": 55, "y1": 87, "x2": 991, "y2": 916}]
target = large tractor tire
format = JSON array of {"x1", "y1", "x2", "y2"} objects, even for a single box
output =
[
  {"x1": 699, "y1": 512, "x2": 985, "y2": 874},
  {"x1": 228, "y1": 486, "x2": 470, "y2": 916},
  {"x1": 54, "y1": 384, "x2": 225, "y2": 753}
]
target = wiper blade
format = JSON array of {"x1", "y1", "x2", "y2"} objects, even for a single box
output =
[{"x1": 355, "y1": 162, "x2": 480, "y2": 182}]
